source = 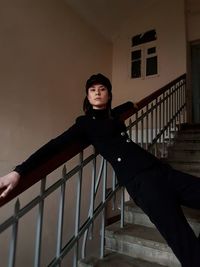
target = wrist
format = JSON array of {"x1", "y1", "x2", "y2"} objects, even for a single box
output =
[{"x1": 12, "y1": 171, "x2": 21, "y2": 179}]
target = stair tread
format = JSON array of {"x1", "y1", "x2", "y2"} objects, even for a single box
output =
[
  {"x1": 125, "y1": 201, "x2": 200, "y2": 223},
  {"x1": 166, "y1": 159, "x2": 200, "y2": 163},
  {"x1": 169, "y1": 147, "x2": 200, "y2": 151},
  {"x1": 79, "y1": 252, "x2": 167, "y2": 267},
  {"x1": 106, "y1": 222, "x2": 168, "y2": 250}
]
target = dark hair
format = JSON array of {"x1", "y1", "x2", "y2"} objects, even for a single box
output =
[{"x1": 83, "y1": 73, "x2": 112, "y2": 114}]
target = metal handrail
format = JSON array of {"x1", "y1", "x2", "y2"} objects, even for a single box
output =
[{"x1": 0, "y1": 74, "x2": 186, "y2": 267}]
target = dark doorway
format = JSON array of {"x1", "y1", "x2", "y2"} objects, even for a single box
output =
[{"x1": 191, "y1": 43, "x2": 200, "y2": 123}]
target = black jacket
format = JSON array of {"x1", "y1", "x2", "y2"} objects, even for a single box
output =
[{"x1": 14, "y1": 102, "x2": 161, "y2": 185}]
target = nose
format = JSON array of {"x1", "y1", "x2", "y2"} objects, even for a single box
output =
[{"x1": 95, "y1": 89, "x2": 101, "y2": 95}]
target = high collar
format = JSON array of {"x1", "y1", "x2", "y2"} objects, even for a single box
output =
[{"x1": 87, "y1": 108, "x2": 111, "y2": 119}]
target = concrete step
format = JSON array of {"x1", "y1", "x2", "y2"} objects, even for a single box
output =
[
  {"x1": 175, "y1": 132, "x2": 200, "y2": 141},
  {"x1": 167, "y1": 149, "x2": 200, "y2": 160},
  {"x1": 105, "y1": 222, "x2": 180, "y2": 267},
  {"x1": 168, "y1": 141, "x2": 200, "y2": 150},
  {"x1": 179, "y1": 123, "x2": 200, "y2": 131},
  {"x1": 166, "y1": 161, "x2": 200, "y2": 176},
  {"x1": 78, "y1": 252, "x2": 167, "y2": 267},
  {"x1": 165, "y1": 157, "x2": 200, "y2": 163},
  {"x1": 124, "y1": 201, "x2": 200, "y2": 236}
]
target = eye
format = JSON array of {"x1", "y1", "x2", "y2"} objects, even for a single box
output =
[{"x1": 89, "y1": 88, "x2": 95, "y2": 92}]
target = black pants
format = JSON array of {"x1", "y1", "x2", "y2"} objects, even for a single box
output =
[{"x1": 125, "y1": 164, "x2": 200, "y2": 267}]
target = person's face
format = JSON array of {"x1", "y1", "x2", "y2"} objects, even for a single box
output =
[{"x1": 87, "y1": 84, "x2": 110, "y2": 109}]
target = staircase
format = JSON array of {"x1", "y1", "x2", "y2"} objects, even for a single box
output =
[{"x1": 79, "y1": 124, "x2": 200, "y2": 267}]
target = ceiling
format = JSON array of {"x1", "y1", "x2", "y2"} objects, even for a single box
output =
[
  {"x1": 64, "y1": 0, "x2": 200, "y2": 41},
  {"x1": 64, "y1": 0, "x2": 158, "y2": 41}
]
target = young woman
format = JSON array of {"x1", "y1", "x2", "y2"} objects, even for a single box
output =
[{"x1": 0, "y1": 73, "x2": 200, "y2": 266}]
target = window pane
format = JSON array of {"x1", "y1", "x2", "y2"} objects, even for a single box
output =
[
  {"x1": 131, "y1": 61, "x2": 141, "y2": 78},
  {"x1": 132, "y1": 29, "x2": 157, "y2": 46},
  {"x1": 131, "y1": 50, "x2": 141, "y2": 60},
  {"x1": 146, "y1": 56, "x2": 157, "y2": 76},
  {"x1": 147, "y1": 47, "x2": 156, "y2": 54}
]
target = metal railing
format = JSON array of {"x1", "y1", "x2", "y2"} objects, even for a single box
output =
[{"x1": 0, "y1": 74, "x2": 186, "y2": 267}]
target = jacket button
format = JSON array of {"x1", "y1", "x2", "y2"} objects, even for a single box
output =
[
  {"x1": 117, "y1": 157, "x2": 122, "y2": 162},
  {"x1": 126, "y1": 139, "x2": 131, "y2": 143},
  {"x1": 92, "y1": 116, "x2": 96, "y2": 120},
  {"x1": 121, "y1": 132, "x2": 126, "y2": 136}
]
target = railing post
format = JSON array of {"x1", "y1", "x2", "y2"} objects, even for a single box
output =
[
  {"x1": 120, "y1": 187, "x2": 125, "y2": 228},
  {"x1": 146, "y1": 105, "x2": 149, "y2": 150},
  {"x1": 55, "y1": 166, "x2": 67, "y2": 267},
  {"x1": 8, "y1": 199, "x2": 20, "y2": 267},
  {"x1": 73, "y1": 152, "x2": 83, "y2": 267},
  {"x1": 34, "y1": 178, "x2": 46, "y2": 267},
  {"x1": 100, "y1": 160, "x2": 107, "y2": 258}
]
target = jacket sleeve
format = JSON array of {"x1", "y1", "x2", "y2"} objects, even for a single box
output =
[
  {"x1": 112, "y1": 102, "x2": 134, "y2": 116},
  {"x1": 14, "y1": 116, "x2": 86, "y2": 176}
]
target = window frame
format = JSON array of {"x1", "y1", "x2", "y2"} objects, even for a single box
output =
[{"x1": 130, "y1": 40, "x2": 159, "y2": 79}]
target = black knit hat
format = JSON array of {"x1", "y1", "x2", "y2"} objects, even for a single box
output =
[{"x1": 85, "y1": 73, "x2": 112, "y2": 93}]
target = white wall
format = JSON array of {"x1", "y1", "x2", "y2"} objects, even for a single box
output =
[
  {"x1": 112, "y1": 0, "x2": 187, "y2": 105},
  {"x1": 0, "y1": 0, "x2": 112, "y2": 266}
]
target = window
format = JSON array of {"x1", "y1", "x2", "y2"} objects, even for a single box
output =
[{"x1": 131, "y1": 29, "x2": 158, "y2": 79}]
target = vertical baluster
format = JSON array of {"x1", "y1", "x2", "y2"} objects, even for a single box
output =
[
  {"x1": 159, "y1": 97, "x2": 161, "y2": 156},
  {"x1": 162, "y1": 93, "x2": 165, "y2": 157},
  {"x1": 135, "y1": 112, "x2": 138, "y2": 144},
  {"x1": 155, "y1": 98, "x2": 158, "y2": 156},
  {"x1": 100, "y1": 160, "x2": 107, "y2": 258},
  {"x1": 8, "y1": 199, "x2": 20, "y2": 267},
  {"x1": 55, "y1": 167, "x2": 67, "y2": 267},
  {"x1": 129, "y1": 118, "x2": 132, "y2": 140},
  {"x1": 172, "y1": 86, "x2": 175, "y2": 131},
  {"x1": 73, "y1": 152, "x2": 83, "y2": 267},
  {"x1": 81, "y1": 152, "x2": 97, "y2": 260},
  {"x1": 166, "y1": 92, "x2": 169, "y2": 144},
  {"x1": 178, "y1": 83, "x2": 181, "y2": 126},
  {"x1": 174, "y1": 86, "x2": 176, "y2": 129},
  {"x1": 180, "y1": 83, "x2": 183, "y2": 121},
  {"x1": 120, "y1": 187, "x2": 125, "y2": 229},
  {"x1": 182, "y1": 83, "x2": 185, "y2": 122},
  {"x1": 174, "y1": 85, "x2": 177, "y2": 128},
  {"x1": 141, "y1": 110, "x2": 144, "y2": 148},
  {"x1": 184, "y1": 82, "x2": 187, "y2": 122},
  {"x1": 150, "y1": 103, "x2": 154, "y2": 152},
  {"x1": 34, "y1": 178, "x2": 46, "y2": 267},
  {"x1": 146, "y1": 105, "x2": 149, "y2": 150},
  {"x1": 89, "y1": 149, "x2": 96, "y2": 240},
  {"x1": 111, "y1": 171, "x2": 117, "y2": 211},
  {"x1": 176, "y1": 86, "x2": 179, "y2": 128},
  {"x1": 169, "y1": 88, "x2": 172, "y2": 143}
]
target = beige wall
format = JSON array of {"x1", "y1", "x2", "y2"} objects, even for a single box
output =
[
  {"x1": 112, "y1": 0, "x2": 187, "y2": 105},
  {"x1": 0, "y1": 0, "x2": 112, "y2": 173},
  {"x1": 0, "y1": 0, "x2": 112, "y2": 266}
]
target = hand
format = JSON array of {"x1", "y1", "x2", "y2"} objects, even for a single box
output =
[
  {"x1": 133, "y1": 102, "x2": 139, "y2": 110},
  {"x1": 0, "y1": 171, "x2": 21, "y2": 198}
]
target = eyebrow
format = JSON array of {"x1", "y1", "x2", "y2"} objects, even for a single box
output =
[{"x1": 90, "y1": 85, "x2": 105, "y2": 88}]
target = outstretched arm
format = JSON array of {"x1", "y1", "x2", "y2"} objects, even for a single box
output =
[
  {"x1": 0, "y1": 116, "x2": 86, "y2": 198},
  {"x1": 0, "y1": 171, "x2": 20, "y2": 198}
]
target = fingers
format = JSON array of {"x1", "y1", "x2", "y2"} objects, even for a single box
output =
[
  {"x1": 0, "y1": 180, "x2": 5, "y2": 189},
  {"x1": 0, "y1": 184, "x2": 13, "y2": 198}
]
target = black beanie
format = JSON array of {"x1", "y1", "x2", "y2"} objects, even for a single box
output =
[{"x1": 85, "y1": 73, "x2": 112, "y2": 93}]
